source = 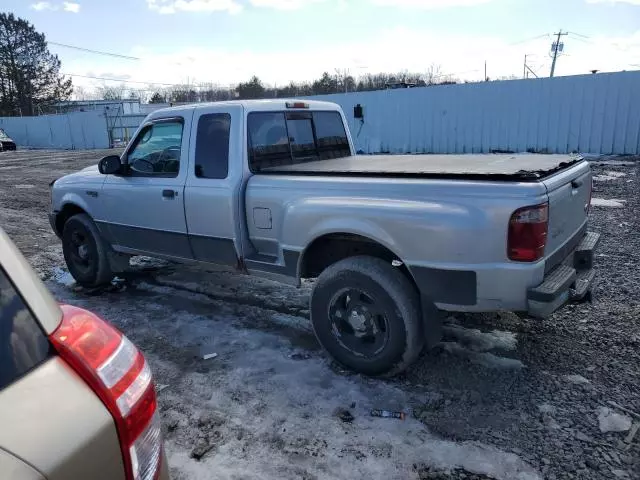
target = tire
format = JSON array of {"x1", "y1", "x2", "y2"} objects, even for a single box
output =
[
  {"x1": 310, "y1": 256, "x2": 423, "y2": 376},
  {"x1": 62, "y1": 214, "x2": 113, "y2": 287}
]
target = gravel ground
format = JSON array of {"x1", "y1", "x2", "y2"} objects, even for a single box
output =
[{"x1": 0, "y1": 149, "x2": 638, "y2": 480}]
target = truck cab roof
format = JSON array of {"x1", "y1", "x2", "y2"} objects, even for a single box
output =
[{"x1": 149, "y1": 99, "x2": 341, "y2": 119}]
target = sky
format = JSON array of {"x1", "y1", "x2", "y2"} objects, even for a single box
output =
[{"x1": 4, "y1": 0, "x2": 640, "y2": 94}]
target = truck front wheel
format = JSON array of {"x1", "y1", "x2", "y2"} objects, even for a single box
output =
[
  {"x1": 310, "y1": 256, "x2": 423, "y2": 376},
  {"x1": 62, "y1": 214, "x2": 113, "y2": 287}
]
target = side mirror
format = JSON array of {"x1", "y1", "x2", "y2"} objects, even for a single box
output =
[{"x1": 98, "y1": 155, "x2": 122, "y2": 175}]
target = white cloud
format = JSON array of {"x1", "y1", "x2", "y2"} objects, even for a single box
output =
[
  {"x1": 586, "y1": 0, "x2": 640, "y2": 4},
  {"x1": 147, "y1": 0, "x2": 243, "y2": 14},
  {"x1": 31, "y1": 1, "x2": 82, "y2": 12},
  {"x1": 372, "y1": 0, "x2": 491, "y2": 8},
  {"x1": 249, "y1": 0, "x2": 325, "y2": 9},
  {"x1": 63, "y1": 2, "x2": 81, "y2": 12},
  {"x1": 64, "y1": 28, "x2": 640, "y2": 91},
  {"x1": 30, "y1": 2, "x2": 57, "y2": 10}
]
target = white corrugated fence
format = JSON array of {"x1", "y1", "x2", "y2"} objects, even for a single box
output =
[
  {"x1": 1, "y1": 71, "x2": 639, "y2": 153},
  {"x1": 307, "y1": 71, "x2": 640, "y2": 155},
  {"x1": 0, "y1": 111, "x2": 109, "y2": 150}
]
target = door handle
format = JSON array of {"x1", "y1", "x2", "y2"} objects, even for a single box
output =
[
  {"x1": 162, "y1": 189, "x2": 176, "y2": 199},
  {"x1": 571, "y1": 179, "x2": 583, "y2": 189}
]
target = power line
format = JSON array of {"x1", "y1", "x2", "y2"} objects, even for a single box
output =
[
  {"x1": 509, "y1": 33, "x2": 550, "y2": 46},
  {"x1": 568, "y1": 31, "x2": 590, "y2": 39},
  {"x1": 568, "y1": 34, "x2": 592, "y2": 45},
  {"x1": 49, "y1": 42, "x2": 141, "y2": 60},
  {"x1": 63, "y1": 73, "x2": 183, "y2": 86}
]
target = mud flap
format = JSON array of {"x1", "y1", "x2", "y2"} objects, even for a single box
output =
[{"x1": 421, "y1": 295, "x2": 443, "y2": 348}]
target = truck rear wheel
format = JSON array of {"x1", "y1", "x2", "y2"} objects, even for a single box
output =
[
  {"x1": 62, "y1": 214, "x2": 113, "y2": 287},
  {"x1": 310, "y1": 256, "x2": 423, "y2": 376}
]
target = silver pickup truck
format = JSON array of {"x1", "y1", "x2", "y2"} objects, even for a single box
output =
[{"x1": 49, "y1": 99, "x2": 599, "y2": 375}]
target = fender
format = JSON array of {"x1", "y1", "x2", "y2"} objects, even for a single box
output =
[{"x1": 59, "y1": 193, "x2": 94, "y2": 217}]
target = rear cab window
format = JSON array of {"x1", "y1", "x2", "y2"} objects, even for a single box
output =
[
  {"x1": 248, "y1": 110, "x2": 350, "y2": 172},
  {"x1": 195, "y1": 113, "x2": 231, "y2": 179},
  {"x1": 0, "y1": 268, "x2": 50, "y2": 390}
]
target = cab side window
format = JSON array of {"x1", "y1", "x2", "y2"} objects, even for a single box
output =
[
  {"x1": 195, "y1": 113, "x2": 231, "y2": 179},
  {"x1": 127, "y1": 120, "x2": 184, "y2": 177}
]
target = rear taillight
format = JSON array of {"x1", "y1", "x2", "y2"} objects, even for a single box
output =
[
  {"x1": 507, "y1": 203, "x2": 549, "y2": 262},
  {"x1": 50, "y1": 305, "x2": 161, "y2": 480}
]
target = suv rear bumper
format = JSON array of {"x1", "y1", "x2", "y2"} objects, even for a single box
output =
[{"x1": 527, "y1": 231, "x2": 600, "y2": 318}]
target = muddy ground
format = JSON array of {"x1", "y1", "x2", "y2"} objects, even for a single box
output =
[{"x1": 0, "y1": 149, "x2": 638, "y2": 480}]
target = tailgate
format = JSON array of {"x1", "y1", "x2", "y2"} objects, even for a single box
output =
[{"x1": 542, "y1": 160, "x2": 592, "y2": 264}]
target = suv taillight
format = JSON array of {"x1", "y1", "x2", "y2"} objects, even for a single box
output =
[
  {"x1": 507, "y1": 203, "x2": 549, "y2": 262},
  {"x1": 50, "y1": 305, "x2": 162, "y2": 480}
]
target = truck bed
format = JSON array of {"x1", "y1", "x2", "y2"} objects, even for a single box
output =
[{"x1": 262, "y1": 153, "x2": 583, "y2": 181}]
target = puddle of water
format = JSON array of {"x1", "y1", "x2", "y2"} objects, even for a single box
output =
[
  {"x1": 591, "y1": 198, "x2": 626, "y2": 208},
  {"x1": 52, "y1": 267, "x2": 75, "y2": 286}
]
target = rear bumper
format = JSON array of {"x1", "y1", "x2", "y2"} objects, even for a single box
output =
[{"x1": 527, "y1": 231, "x2": 600, "y2": 318}]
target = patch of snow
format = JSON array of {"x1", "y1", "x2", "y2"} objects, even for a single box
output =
[
  {"x1": 442, "y1": 342, "x2": 525, "y2": 370},
  {"x1": 443, "y1": 325, "x2": 517, "y2": 352},
  {"x1": 593, "y1": 171, "x2": 628, "y2": 181},
  {"x1": 564, "y1": 374, "x2": 590, "y2": 385},
  {"x1": 597, "y1": 407, "x2": 632, "y2": 433},
  {"x1": 51, "y1": 267, "x2": 75, "y2": 287},
  {"x1": 44, "y1": 278, "x2": 541, "y2": 480},
  {"x1": 604, "y1": 170, "x2": 627, "y2": 178},
  {"x1": 538, "y1": 403, "x2": 556, "y2": 415},
  {"x1": 594, "y1": 160, "x2": 636, "y2": 166},
  {"x1": 590, "y1": 198, "x2": 626, "y2": 208}
]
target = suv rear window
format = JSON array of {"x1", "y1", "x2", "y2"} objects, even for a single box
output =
[
  {"x1": 248, "y1": 111, "x2": 350, "y2": 172},
  {"x1": 0, "y1": 268, "x2": 50, "y2": 390}
]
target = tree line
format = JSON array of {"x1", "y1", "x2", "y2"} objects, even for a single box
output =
[{"x1": 87, "y1": 68, "x2": 459, "y2": 105}]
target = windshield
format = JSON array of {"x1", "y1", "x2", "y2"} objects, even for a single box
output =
[
  {"x1": 247, "y1": 110, "x2": 350, "y2": 172},
  {"x1": 0, "y1": 129, "x2": 10, "y2": 140}
]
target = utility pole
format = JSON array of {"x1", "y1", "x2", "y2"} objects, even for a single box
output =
[
  {"x1": 524, "y1": 54, "x2": 538, "y2": 79},
  {"x1": 484, "y1": 60, "x2": 487, "y2": 81},
  {"x1": 549, "y1": 30, "x2": 568, "y2": 77}
]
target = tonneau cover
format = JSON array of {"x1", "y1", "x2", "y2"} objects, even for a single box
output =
[{"x1": 262, "y1": 153, "x2": 583, "y2": 180}]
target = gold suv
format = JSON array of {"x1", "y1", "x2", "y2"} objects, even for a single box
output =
[{"x1": 0, "y1": 227, "x2": 169, "y2": 480}]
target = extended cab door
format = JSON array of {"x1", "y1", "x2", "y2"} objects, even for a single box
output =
[
  {"x1": 100, "y1": 114, "x2": 193, "y2": 259},
  {"x1": 184, "y1": 105, "x2": 245, "y2": 265}
]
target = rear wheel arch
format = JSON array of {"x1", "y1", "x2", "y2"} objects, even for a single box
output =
[
  {"x1": 300, "y1": 232, "x2": 444, "y2": 358},
  {"x1": 299, "y1": 232, "x2": 417, "y2": 286}
]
